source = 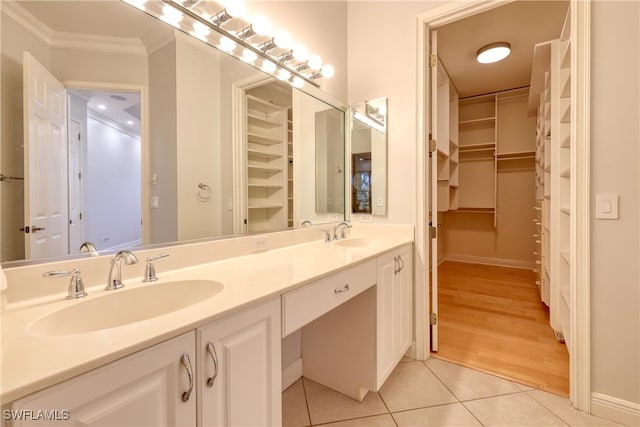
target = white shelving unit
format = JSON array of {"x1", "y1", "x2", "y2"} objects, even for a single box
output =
[
  {"x1": 286, "y1": 107, "x2": 294, "y2": 228},
  {"x1": 528, "y1": 7, "x2": 572, "y2": 351},
  {"x1": 245, "y1": 92, "x2": 288, "y2": 233},
  {"x1": 457, "y1": 94, "x2": 497, "y2": 222}
]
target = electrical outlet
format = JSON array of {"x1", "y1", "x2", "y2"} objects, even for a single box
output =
[
  {"x1": 359, "y1": 214, "x2": 373, "y2": 223},
  {"x1": 252, "y1": 235, "x2": 269, "y2": 252}
]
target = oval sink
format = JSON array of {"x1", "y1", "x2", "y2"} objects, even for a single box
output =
[
  {"x1": 29, "y1": 280, "x2": 224, "y2": 336},
  {"x1": 334, "y1": 238, "x2": 372, "y2": 248}
]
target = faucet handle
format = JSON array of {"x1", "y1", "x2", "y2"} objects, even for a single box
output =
[
  {"x1": 43, "y1": 268, "x2": 87, "y2": 300},
  {"x1": 319, "y1": 229, "x2": 332, "y2": 243},
  {"x1": 144, "y1": 253, "x2": 169, "y2": 282}
]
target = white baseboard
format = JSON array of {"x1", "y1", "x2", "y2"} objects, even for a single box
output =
[
  {"x1": 443, "y1": 254, "x2": 536, "y2": 270},
  {"x1": 591, "y1": 393, "x2": 640, "y2": 426},
  {"x1": 281, "y1": 358, "x2": 303, "y2": 391}
]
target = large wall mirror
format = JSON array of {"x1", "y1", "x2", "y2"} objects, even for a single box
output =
[
  {"x1": 350, "y1": 97, "x2": 387, "y2": 215},
  {"x1": 0, "y1": 0, "x2": 346, "y2": 265}
]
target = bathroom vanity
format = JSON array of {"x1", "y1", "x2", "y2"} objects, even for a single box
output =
[{"x1": 1, "y1": 225, "x2": 413, "y2": 426}]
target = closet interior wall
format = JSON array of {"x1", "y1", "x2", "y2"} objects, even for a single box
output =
[{"x1": 439, "y1": 83, "x2": 538, "y2": 269}]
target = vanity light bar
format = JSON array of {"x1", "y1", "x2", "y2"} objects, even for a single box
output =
[{"x1": 125, "y1": 0, "x2": 333, "y2": 89}]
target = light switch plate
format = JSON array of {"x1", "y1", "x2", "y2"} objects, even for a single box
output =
[
  {"x1": 595, "y1": 193, "x2": 618, "y2": 219},
  {"x1": 252, "y1": 235, "x2": 269, "y2": 252}
]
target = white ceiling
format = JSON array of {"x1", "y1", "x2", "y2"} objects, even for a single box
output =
[{"x1": 435, "y1": 0, "x2": 569, "y2": 98}]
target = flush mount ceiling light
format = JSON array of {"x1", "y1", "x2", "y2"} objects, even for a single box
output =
[{"x1": 476, "y1": 42, "x2": 511, "y2": 64}]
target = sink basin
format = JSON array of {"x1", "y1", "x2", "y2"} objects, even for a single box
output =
[
  {"x1": 334, "y1": 238, "x2": 372, "y2": 248},
  {"x1": 29, "y1": 280, "x2": 224, "y2": 336}
]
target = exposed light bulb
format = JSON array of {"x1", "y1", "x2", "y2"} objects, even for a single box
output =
[
  {"x1": 307, "y1": 54, "x2": 322, "y2": 70},
  {"x1": 321, "y1": 64, "x2": 334, "y2": 79},
  {"x1": 161, "y1": 4, "x2": 183, "y2": 27},
  {"x1": 261, "y1": 60, "x2": 277, "y2": 73},
  {"x1": 292, "y1": 77, "x2": 305, "y2": 88},
  {"x1": 277, "y1": 69, "x2": 291, "y2": 81},
  {"x1": 218, "y1": 36, "x2": 236, "y2": 53},
  {"x1": 273, "y1": 30, "x2": 292, "y2": 50},
  {"x1": 124, "y1": 0, "x2": 147, "y2": 11},
  {"x1": 251, "y1": 15, "x2": 271, "y2": 36},
  {"x1": 127, "y1": 120, "x2": 134, "y2": 125},
  {"x1": 192, "y1": 22, "x2": 210, "y2": 37},
  {"x1": 378, "y1": 104, "x2": 387, "y2": 116},
  {"x1": 224, "y1": 0, "x2": 246, "y2": 19},
  {"x1": 97, "y1": 104, "x2": 106, "y2": 110},
  {"x1": 292, "y1": 44, "x2": 308, "y2": 62},
  {"x1": 242, "y1": 49, "x2": 257, "y2": 63}
]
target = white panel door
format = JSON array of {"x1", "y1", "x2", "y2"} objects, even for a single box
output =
[
  {"x1": 197, "y1": 298, "x2": 281, "y2": 427},
  {"x1": 429, "y1": 30, "x2": 440, "y2": 351},
  {"x1": 10, "y1": 332, "x2": 197, "y2": 426},
  {"x1": 22, "y1": 52, "x2": 69, "y2": 259}
]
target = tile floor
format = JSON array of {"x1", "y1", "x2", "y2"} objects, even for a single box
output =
[{"x1": 282, "y1": 357, "x2": 622, "y2": 427}]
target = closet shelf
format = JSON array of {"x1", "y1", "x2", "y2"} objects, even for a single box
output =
[
  {"x1": 248, "y1": 184, "x2": 283, "y2": 189},
  {"x1": 560, "y1": 207, "x2": 571, "y2": 215},
  {"x1": 247, "y1": 149, "x2": 282, "y2": 160},
  {"x1": 248, "y1": 114, "x2": 280, "y2": 129},
  {"x1": 247, "y1": 94, "x2": 282, "y2": 114},
  {"x1": 459, "y1": 142, "x2": 496, "y2": 152},
  {"x1": 248, "y1": 204, "x2": 283, "y2": 209},
  {"x1": 560, "y1": 168, "x2": 571, "y2": 178},
  {"x1": 451, "y1": 207, "x2": 495, "y2": 214},
  {"x1": 561, "y1": 251, "x2": 570, "y2": 265},
  {"x1": 248, "y1": 133, "x2": 282, "y2": 146},
  {"x1": 458, "y1": 117, "x2": 496, "y2": 129},
  {"x1": 496, "y1": 151, "x2": 536, "y2": 161},
  {"x1": 248, "y1": 165, "x2": 281, "y2": 173}
]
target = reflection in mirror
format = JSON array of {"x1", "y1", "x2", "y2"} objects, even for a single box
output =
[
  {"x1": 0, "y1": 0, "x2": 346, "y2": 266},
  {"x1": 350, "y1": 97, "x2": 387, "y2": 215}
]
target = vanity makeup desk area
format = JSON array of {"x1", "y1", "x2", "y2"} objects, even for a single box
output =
[{"x1": 0, "y1": 1, "x2": 413, "y2": 425}]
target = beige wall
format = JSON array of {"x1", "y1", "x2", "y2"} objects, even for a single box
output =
[
  {"x1": 348, "y1": 1, "x2": 446, "y2": 225},
  {"x1": 245, "y1": 1, "x2": 348, "y2": 103},
  {"x1": 590, "y1": 0, "x2": 640, "y2": 409}
]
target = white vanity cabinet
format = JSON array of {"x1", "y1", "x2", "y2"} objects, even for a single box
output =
[
  {"x1": 297, "y1": 244, "x2": 413, "y2": 401},
  {"x1": 376, "y1": 244, "x2": 413, "y2": 388},
  {"x1": 8, "y1": 332, "x2": 197, "y2": 426},
  {"x1": 196, "y1": 298, "x2": 281, "y2": 427}
]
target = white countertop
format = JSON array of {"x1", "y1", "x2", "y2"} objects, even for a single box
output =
[{"x1": 0, "y1": 225, "x2": 413, "y2": 403}]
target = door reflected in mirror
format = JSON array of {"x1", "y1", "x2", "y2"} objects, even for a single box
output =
[{"x1": 350, "y1": 97, "x2": 387, "y2": 215}]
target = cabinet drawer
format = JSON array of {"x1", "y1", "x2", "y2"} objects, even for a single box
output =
[{"x1": 282, "y1": 259, "x2": 376, "y2": 337}]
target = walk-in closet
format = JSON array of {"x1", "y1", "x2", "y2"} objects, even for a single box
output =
[{"x1": 429, "y1": 0, "x2": 572, "y2": 396}]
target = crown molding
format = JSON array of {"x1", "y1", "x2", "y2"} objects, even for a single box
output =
[
  {"x1": 2, "y1": 0, "x2": 54, "y2": 46},
  {"x1": 3, "y1": 0, "x2": 146, "y2": 56},
  {"x1": 52, "y1": 32, "x2": 146, "y2": 56}
]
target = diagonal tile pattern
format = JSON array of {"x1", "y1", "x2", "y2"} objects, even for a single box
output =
[{"x1": 283, "y1": 358, "x2": 623, "y2": 427}]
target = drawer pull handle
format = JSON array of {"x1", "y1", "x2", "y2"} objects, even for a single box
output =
[
  {"x1": 334, "y1": 284, "x2": 350, "y2": 294},
  {"x1": 181, "y1": 353, "x2": 194, "y2": 402},
  {"x1": 206, "y1": 342, "x2": 219, "y2": 388}
]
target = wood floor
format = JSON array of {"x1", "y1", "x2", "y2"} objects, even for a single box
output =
[{"x1": 432, "y1": 261, "x2": 570, "y2": 396}]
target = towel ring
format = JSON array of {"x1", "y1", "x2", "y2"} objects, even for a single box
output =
[{"x1": 197, "y1": 183, "x2": 212, "y2": 202}]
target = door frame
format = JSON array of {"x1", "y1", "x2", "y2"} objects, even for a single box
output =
[
  {"x1": 415, "y1": 0, "x2": 591, "y2": 411},
  {"x1": 63, "y1": 81, "x2": 148, "y2": 245}
]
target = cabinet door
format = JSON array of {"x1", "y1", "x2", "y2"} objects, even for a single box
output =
[
  {"x1": 197, "y1": 298, "x2": 281, "y2": 427},
  {"x1": 396, "y1": 245, "x2": 413, "y2": 359},
  {"x1": 376, "y1": 250, "x2": 398, "y2": 387},
  {"x1": 9, "y1": 332, "x2": 196, "y2": 426}
]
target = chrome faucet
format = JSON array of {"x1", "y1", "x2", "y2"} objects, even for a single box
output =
[
  {"x1": 333, "y1": 222, "x2": 352, "y2": 240},
  {"x1": 106, "y1": 250, "x2": 138, "y2": 290},
  {"x1": 79, "y1": 241, "x2": 98, "y2": 256},
  {"x1": 43, "y1": 268, "x2": 87, "y2": 300}
]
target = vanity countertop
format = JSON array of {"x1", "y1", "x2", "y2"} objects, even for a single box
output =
[{"x1": 0, "y1": 225, "x2": 413, "y2": 403}]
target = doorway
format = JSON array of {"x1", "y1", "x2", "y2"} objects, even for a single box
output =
[
  {"x1": 67, "y1": 87, "x2": 143, "y2": 253},
  {"x1": 416, "y1": 0, "x2": 591, "y2": 411}
]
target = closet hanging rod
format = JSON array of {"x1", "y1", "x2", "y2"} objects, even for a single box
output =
[
  {"x1": 0, "y1": 174, "x2": 24, "y2": 182},
  {"x1": 459, "y1": 147, "x2": 495, "y2": 153},
  {"x1": 496, "y1": 155, "x2": 535, "y2": 161}
]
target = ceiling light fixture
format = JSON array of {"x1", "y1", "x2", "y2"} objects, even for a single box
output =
[{"x1": 476, "y1": 42, "x2": 511, "y2": 64}]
